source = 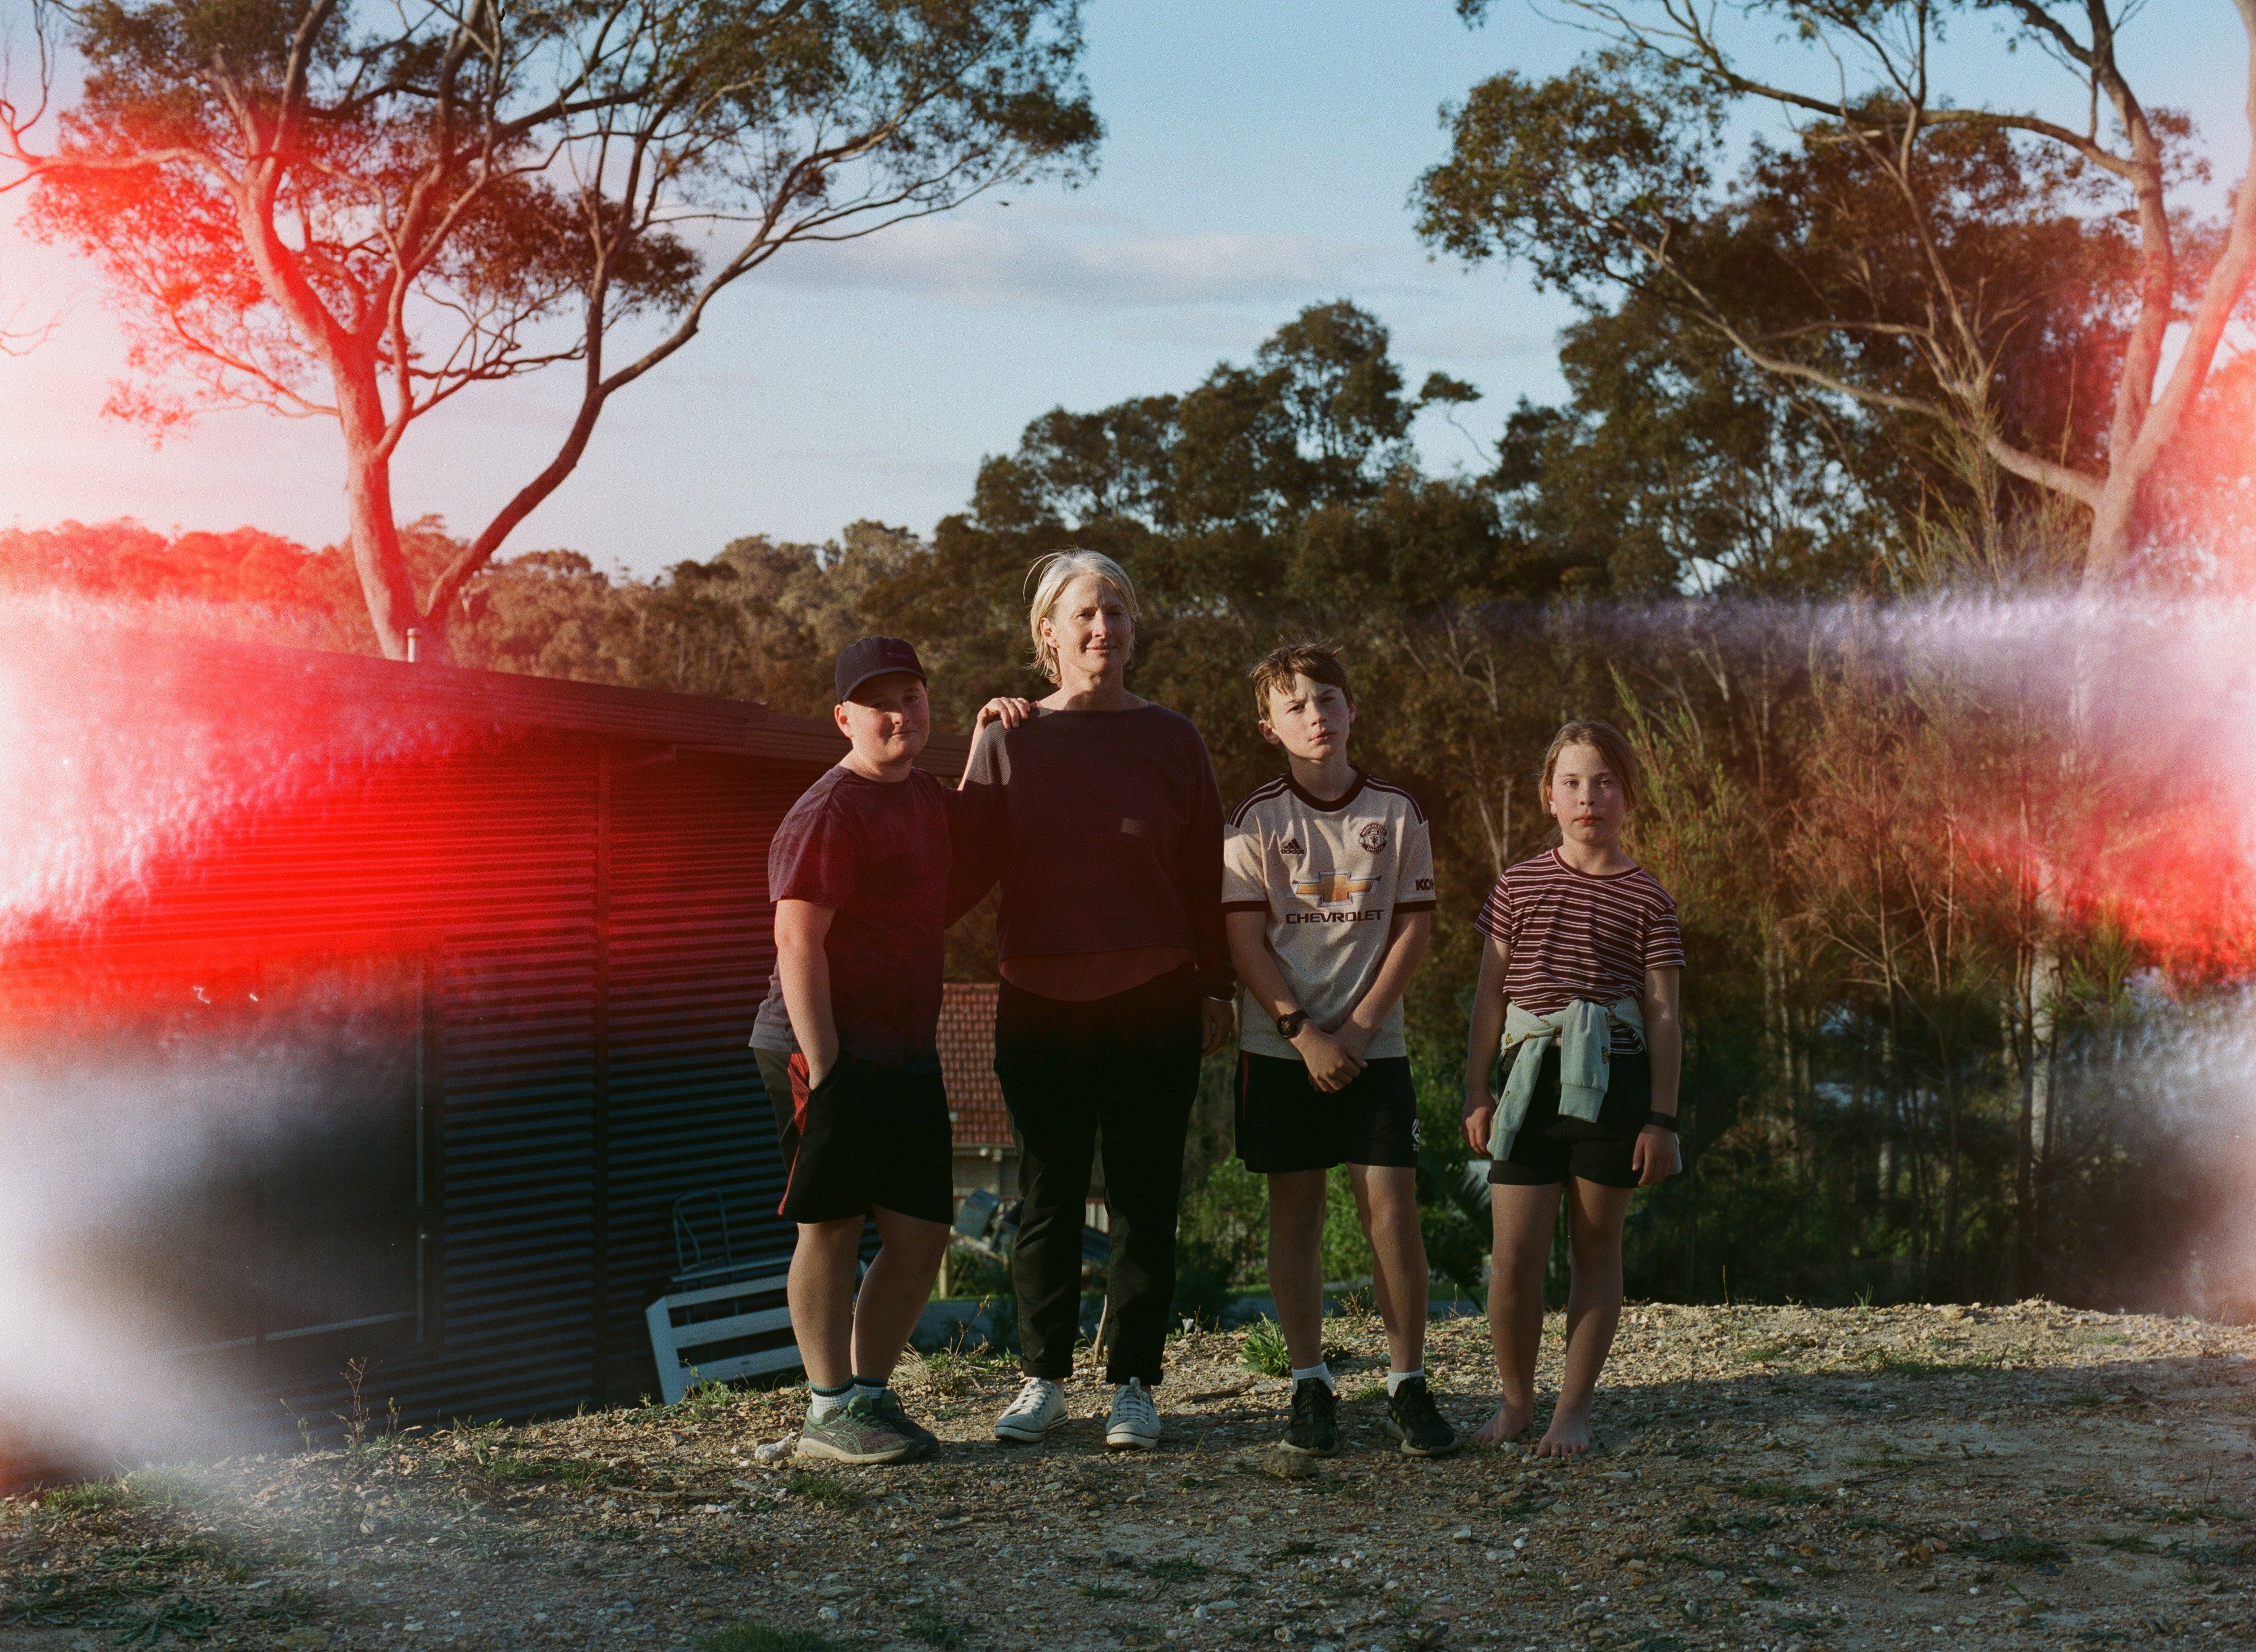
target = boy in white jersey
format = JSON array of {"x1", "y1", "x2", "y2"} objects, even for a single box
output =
[{"x1": 1222, "y1": 642, "x2": 1457, "y2": 1457}]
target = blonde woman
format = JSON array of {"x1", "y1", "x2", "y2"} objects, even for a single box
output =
[{"x1": 954, "y1": 550, "x2": 1234, "y2": 1451}]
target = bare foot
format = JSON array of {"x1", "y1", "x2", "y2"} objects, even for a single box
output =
[
  {"x1": 1534, "y1": 1408, "x2": 1593, "y2": 1457},
  {"x1": 1471, "y1": 1400, "x2": 1534, "y2": 1447}
]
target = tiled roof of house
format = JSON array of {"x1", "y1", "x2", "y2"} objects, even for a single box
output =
[{"x1": 937, "y1": 981, "x2": 1010, "y2": 1146}]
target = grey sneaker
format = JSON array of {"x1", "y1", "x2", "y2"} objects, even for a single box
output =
[
  {"x1": 1105, "y1": 1377, "x2": 1161, "y2": 1451},
  {"x1": 993, "y1": 1376, "x2": 1067, "y2": 1443},
  {"x1": 796, "y1": 1395, "x2": 915, "y2": 1465},
  {"x1": 868, "y1": 1386, "x2": 938, "y2": 1459}
]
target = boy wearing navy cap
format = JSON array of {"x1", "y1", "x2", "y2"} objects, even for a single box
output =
[{"x1": 749, "y1": 636, "x2": 961, "y2": 1464}]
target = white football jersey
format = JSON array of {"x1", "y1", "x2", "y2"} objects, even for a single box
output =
[{"x1": 1222, "y1": 770, "x2": 1436, "y2": 1059}]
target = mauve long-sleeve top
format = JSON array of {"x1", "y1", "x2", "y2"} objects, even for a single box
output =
[{"x1": 954, "y1": 702, "x2": 1233, "y2": 1000}]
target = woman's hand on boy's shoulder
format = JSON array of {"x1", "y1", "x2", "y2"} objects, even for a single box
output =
[{"x1": 976, "y1": 696, "x2": 1036, "y2": 730}]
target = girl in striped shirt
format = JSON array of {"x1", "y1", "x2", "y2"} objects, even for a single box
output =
[{"x1": 1462, "y1": 721, "x2": 1685, "y2": 1454}]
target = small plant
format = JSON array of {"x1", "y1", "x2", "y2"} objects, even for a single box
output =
[
  {"x1": 676, "y1": 1376, "x2": 739, "y2": 1414},
  {"x1": 239, "y1": 1587, "x2": 326, "y2": 1628},
  {"x1": 2162, "y1": 1501, "x2": 2248, "y2": 1524},
  {"x1": 906, "y1": 1608, "x2": 974, "y2": 1648},
  {"x1": 38, "y1": 1467, "x2": 207, "y2": 1518},
  {"x1": 2183, "y1": 1541, "x2": 2255, "y2": 1568},
  {"x1": 2091, "y1": 1533, "x2": 2168, "y2": 1554},
  {"x1": 1, "y1": 1577, "x2": 128, "y2": 1629},
  {"x1": 908, "y1": 1347, "x2": 984, "y2": 1398},
  {"x1": 784, "y1": 1471, "x2": 865, "y2": 1512},
  {"x1": 1682, "y1": 1508, "x2": 1778, "y2": 1535},
  {"x1": 1142, "y1": 1556, "x2": 1209, "y2": 1587},
  {"x1": 124, "y1": 1467, "x2": 210, "y2": 1509},
  {"x1": 1241, "y1": 1315, "x2": 1290, "y2": 1377},
  {"x1": 335, "y1": 1358, "x2": 377, "y2": 1454},
  {"x1": 1966, "y1": 1535, "x2": 2069, "y2": 1566},
  {"x1": 1716, "y1": 1478, "x2": 1826, "y2": 1506},
  {"x1": 1080, "y1": 1583, "x2": 1134, "y2": 1601},
  {"x1": 700, "y1": 1623, "x2": 849, "y2": 1652},
  {"x1": 39, "y1": 1479, "x2": 135, "y2": 1515},
  {"x1": 111, "y1": 1594, "x2": 222, "y2": 1643}
]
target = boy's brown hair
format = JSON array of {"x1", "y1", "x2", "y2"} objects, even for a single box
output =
[
  {"x1": 1540, "y1": 720, "x2": 1643, "y2": 812},
  {"x1": 1248, "y1": 640, "x2": 1354, "y2": 721}
]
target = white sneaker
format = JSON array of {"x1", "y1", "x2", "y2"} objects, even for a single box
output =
[
  {"x1": 1105, "y1": 1377, "x2": 1161, "y2": 1451},
  {"x1": 993, "y1": 1376, "x2": 1066, "y2": 1442}
]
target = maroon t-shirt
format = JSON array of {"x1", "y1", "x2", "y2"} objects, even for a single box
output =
[{"x1": 750, "y1": 765, "x2": 951, "y2": 1073}]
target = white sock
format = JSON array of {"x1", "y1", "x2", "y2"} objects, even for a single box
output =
[
  {"x1": 807, "y1": 1380, "x2": 854, "y2": 1420},
  {"x1": 1386, "y1": 1367, "x2": 1424, "y2": 1396},
  {"x1": 1290, "y1": 1362, "x2": 1334, "y2": 1391},
  {"x1": 852, "y1": 1375, "x2": 887, "y2": 1402}
]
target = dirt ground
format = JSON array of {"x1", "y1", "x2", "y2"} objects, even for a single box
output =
[{"x1": 3, "y1": 1298, "x2": 2253, "y2": 1652}]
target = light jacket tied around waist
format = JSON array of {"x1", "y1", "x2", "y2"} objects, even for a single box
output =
[{"x1": 1486, "y1": 997, "x2": 1647, "y2": 1161}]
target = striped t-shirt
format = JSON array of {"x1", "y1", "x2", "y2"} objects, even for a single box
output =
[{"x1": 1474, "y1": 851, "x2": 1684, "y2": 1046}]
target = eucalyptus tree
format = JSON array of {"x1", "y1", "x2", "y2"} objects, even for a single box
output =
[
  {"x1": 1, "y1": 0, "x2": 1099, "y2": 657},
  {"x1": 1416, "y1": 0, "x2": 2256, "y2": 595}
]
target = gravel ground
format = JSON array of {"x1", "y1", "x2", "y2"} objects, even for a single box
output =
[{"x1": 3, "y1": 1299, "x2": 2254, "y2": 1652}]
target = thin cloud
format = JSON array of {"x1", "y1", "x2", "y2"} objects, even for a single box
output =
[
  {"x1": 767, "y1": 217, "x2": 1385, "y2": 308},
  {"x1": 1397, "y1": 323, "x2": 1553, "y2": 360},
  {"x1": 1110, "y1": 308, "x2": 1282, "y2": 351}
]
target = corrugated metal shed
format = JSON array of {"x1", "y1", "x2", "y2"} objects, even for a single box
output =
[{"x1": 0, "y1": 633, "x2": 970, "y2": 1464}]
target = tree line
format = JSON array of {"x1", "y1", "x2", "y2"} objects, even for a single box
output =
[
  {"x1": 9, "y1": 281, "x2": 2252, "y2": 1317},
  {"x1": 9, "y1": 1, "x2": 2256, "y2": 1317}
]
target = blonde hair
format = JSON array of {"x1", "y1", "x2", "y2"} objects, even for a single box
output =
[
  {"x1": 1540, "y1": 720, "x2": 1642, "y2": 812},
  {"x1": 1025, "y1": 550, "x2": 1140, "y2": 683}
]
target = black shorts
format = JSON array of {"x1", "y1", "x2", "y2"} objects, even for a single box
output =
[
  {"x1": 1235, "y1": 1052, "x2": 1420, "y2": 1174},
  {"x1": 753, "y1": 1047, "x2": 954, "y2": 1226},
  {"x1": 1488, "y1": 1046, "x2": 1656, "y2": 1190}
]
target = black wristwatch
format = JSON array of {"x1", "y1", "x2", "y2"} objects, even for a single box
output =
[
  {"x1": 1277, "y1": 1009, "x2": 1310, "y2": 1039},
  {"x1": 1643, "y1": 1111, "x2": 1679, "y2": 1133}
]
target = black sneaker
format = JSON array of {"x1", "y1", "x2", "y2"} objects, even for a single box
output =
[
  {"x1": 1279, "y1": 1378, "x2": 1339, "y2": 1456},
  {"x1": 1384, "y1": 1375, "x2": 1459, "y2": 1457}
]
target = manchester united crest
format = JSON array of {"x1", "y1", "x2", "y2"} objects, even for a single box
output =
[{"x1": 1359, "y1": 821, "x2": 1389, "y2": 852}]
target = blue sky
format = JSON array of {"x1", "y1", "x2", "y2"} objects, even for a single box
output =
[{"x1": 0, "y1": 1, "x2": 2246, "y2": 580}]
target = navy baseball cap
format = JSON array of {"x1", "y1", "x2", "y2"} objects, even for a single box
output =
[{"x1": 834, "y1": 635, "x2": 927, "y2": 704}]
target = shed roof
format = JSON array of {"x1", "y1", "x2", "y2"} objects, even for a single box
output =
[
  {"x1": 937, "y1": 982, "x2": 1009, "y2": 1146},
  {"x1": 32, "y1": 627, "x2": 973, "y2": 774}
]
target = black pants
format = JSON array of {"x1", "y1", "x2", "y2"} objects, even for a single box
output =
[{"x1": 995, "y1": 966, "x2": 1203, "y2": 1386}]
